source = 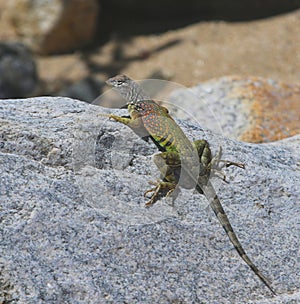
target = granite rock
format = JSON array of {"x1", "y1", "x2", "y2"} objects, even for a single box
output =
[
  {"x1": 167, "y1": 76, "x2": 300, "y2": 143},
  {"x1": 0, "y1": 97, "x2": 299, "y2": 303}
]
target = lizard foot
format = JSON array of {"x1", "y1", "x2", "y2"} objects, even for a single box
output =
[
  {"x1": 211, "y1": 146, "x2": 245, "y2": 171},
  {"x1": 144, "y1": 180, "x2": 176, "y2": 207},
  {"x1": 209, "y1": 146, "x2": 245, "y2": 182},
  {"x1": 221, "y1": 160, "x2": 245, "y2": 169}
]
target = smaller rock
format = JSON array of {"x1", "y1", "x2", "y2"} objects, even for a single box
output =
[
  {"x1": 7, "y1": 0, "x2": 99, "y2": 54},
  {"x1": 59, "y1": 76, "x2": 105, "y2": 103},
  {"x1": 0, "y1": 42, "x2": 37, "y2": 98}
]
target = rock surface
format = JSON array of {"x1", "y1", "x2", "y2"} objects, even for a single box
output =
[
  {"x1": 3, "y1": 0, "x2": 99, "y2": 54},
  {"x1": 0, "y1": 96, "x2": 299, "y2": 303},
  {"x1": 170, "y1": 76, "x2": 300, "y2": 143}
]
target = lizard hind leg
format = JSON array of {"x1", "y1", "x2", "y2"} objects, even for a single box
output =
[
  {"x1": 211, "y1": 146, "x2": 245, "y2": 170},
  {"x1": 144, "y1": 180, "x2": 177, "y2": 207},
  {"x1": 209, "y1": 146, "x2": 245, "y2": 182},
  {"x1": 144, "y1": 151, "x2": 181, "y2": 206}
]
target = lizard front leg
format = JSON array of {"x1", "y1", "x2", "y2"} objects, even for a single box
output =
[
  {"x1": 98, "y1": 113, "x2": 133, "y2": 125},
  {"x1": 107, "y1": 114, "x2": 132, "y2": 125},
  {"x1": 103, "y1": 114, "x2": 179, "y2": 205},
  {"x1": 106, "y1": 114, "x2": 151, "y2": 140}
]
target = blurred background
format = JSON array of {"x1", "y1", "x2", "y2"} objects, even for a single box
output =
[{"x1": 0, "y1": 0, "x2": 299, "y2": 102}]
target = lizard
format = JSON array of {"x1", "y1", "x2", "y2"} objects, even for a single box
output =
[{"x1": 101, "y1": 74, "x2": 276, "y2": 295}]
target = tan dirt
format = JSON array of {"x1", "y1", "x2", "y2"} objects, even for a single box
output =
[{"x1": 37, "y1": 9, "x2": 300, "y2": 94}]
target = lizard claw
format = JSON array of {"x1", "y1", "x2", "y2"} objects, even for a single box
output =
[
  {"x1": 144, "y1": 180, "x2": 163, "y2": 206},
  {"x1": 209, "y1": 146, "x2": 245, "y2": 182},
  {"x1": 144, "y1": 180, "x2": 161, "y2": 196},
  {"x1": 144, "y1": 180, "x2": 176, "y2": 207},
  {"x1": 211, "y1": 146, "x2": 245, "y2": 171}
]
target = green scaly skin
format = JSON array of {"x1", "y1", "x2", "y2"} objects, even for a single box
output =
[{"x1": 104, "y1": 76, "x2": 276, "y2": 295}]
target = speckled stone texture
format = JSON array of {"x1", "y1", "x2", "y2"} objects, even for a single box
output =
[
  {"x1": 171, "y1": 76, "x2": 300, "y2": 143},
  {"x1": 0, "y1": 96, "x2": 299, "y2": 303}
]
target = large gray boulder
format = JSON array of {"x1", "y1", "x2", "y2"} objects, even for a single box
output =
[{"x1": 0, "y1": 97, "x2": 299, "y2": 303}]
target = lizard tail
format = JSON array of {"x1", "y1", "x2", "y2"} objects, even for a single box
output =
[{"x1": 202, "y1": 180, "x2": 276, "y2": 295}]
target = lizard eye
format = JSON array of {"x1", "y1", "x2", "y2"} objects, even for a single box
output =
[{"x1": 134, "y1": 103, "x2": 142, "y2": 110}]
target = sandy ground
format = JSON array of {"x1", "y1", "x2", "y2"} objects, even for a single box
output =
[{"x1": 37, "y1": 9, "x2": 300, "y2": 95}]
